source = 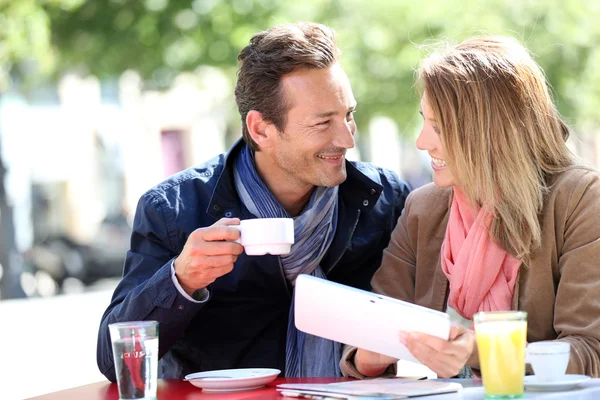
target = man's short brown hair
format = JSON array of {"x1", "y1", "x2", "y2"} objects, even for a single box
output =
[{"x1": 234, "y1": 22, "x2": 340, "y2": 150}]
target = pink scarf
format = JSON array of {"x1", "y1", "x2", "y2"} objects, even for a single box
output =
[{"x1": 440, "y1": 188, "x2": 521, "y2": 320}]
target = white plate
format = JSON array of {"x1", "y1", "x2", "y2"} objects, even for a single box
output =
[
  {"x1": 184, "y1": 368, "x2": 281, "y2": 392},
  {"x1": 524, "y1": 374, "x2": 590, "y2": 392}
]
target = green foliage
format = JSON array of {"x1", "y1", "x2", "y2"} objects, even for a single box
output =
[
  {"x1": 0, "y1": 0, "x2": 83, "y2": 90},
  {"x1": 329, "y1": 0, "x2": 600, "y2": 134},
  {"x1": 44, "y1": 0, "x2": 344, "y2": 85},
  {"x1": 4, "y1": 0, "x2": 600, "y2": 133}
]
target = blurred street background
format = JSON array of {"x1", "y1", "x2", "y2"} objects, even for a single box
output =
[{"x1": 1, "y1": 0, "x2": 599, "y2": 398}]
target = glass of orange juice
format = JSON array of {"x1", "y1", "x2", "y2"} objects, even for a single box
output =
[{"x1": 474, "y1": 311, "x2": 527, "y2": 399}]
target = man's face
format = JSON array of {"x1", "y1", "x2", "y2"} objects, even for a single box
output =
[{"x1": 265, "y1": 64, "x2": 357, "y2": 190}]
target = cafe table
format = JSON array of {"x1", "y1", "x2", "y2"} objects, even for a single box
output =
[{"x1": 26, "y1": 377, "x2": 600, "y2": 399}]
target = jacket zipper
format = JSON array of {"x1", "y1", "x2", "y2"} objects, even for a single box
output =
[
  {"x1": 325, "y1": 209, "x2": 361, "y2": 276},
  {"x1": 278, "y1": 257, "x2": 292, "y2": 299}
]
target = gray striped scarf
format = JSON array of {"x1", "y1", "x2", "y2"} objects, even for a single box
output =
[{"x1": 233, "y1": 144, "x2": 341, "y2": 377}]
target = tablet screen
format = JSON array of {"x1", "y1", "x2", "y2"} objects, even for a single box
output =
[{"x1": 294, "y1": 274, "x2": 451, "y2": 364}]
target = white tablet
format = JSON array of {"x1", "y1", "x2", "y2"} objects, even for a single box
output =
[{"x1": 294, "y1": 274, "x2": 451, "y2": 365}]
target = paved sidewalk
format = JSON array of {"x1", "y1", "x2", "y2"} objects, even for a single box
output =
[{"x1": 0, "y1": 287, "x2": 115, "y2": 399}]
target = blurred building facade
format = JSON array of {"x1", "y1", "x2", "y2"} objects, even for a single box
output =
[{"x1": 0, "y1": 67, "x2": 235, "y2": 295}]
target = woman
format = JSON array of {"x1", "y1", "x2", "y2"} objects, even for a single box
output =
[{"x1": 341, "y1": 35, "x2": 600, "y2": 379}]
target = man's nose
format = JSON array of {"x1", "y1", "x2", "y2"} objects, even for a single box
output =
[{"x1": 333, "y1": 120, "x2": 355, "y2": 149}]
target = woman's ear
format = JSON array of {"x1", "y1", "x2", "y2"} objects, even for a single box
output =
[{"x1": 246, "y1": 110, "x2": 274, "y2": 149}]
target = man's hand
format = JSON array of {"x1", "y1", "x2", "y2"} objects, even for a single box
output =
[
  {"x1": 399, "y1": 323, "x2": 476, "y2": 378},
  {"x1": 174, "y1": 218, "x2": 244, "y2": 296},
  {"x1": 355, "y1": 348, "x2": 399, "y2": 377}
]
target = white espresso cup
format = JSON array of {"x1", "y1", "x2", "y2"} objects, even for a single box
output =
[
  {"x1": 232, "y1": 218, "x2": 294, "y2": 256},
  {"x1": 526, "y1": 341, "x2": 570, "y2": 382}
]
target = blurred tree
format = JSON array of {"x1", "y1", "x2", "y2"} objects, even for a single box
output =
[
  {"x1": 45, "y1": 0, "x2": 346, "y2": 138},
  {"x1": 45, "y1": 0, "x2": 600, "y2": 141},
  {"x1": 47, "y1": 0, "x2": 344, "y2": 81},
  {"x1": 0, "y1": 0, "x2": 83, "y2": 299}
]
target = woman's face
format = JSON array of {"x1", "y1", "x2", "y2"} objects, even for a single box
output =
[{"x1": 416, "y1": 94, "x2": 457, "y2": 188}]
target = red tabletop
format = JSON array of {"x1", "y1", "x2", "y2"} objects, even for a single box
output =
[{"x1": 26, "y1": 377, "x2": 352, "y2": 400}]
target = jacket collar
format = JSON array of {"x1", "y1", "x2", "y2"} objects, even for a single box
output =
[{"x1": 207, "y1": 138, "x2": 383, "y2": 219}]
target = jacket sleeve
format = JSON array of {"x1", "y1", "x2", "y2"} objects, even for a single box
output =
[
  {"x1": 340, "y1": 191, "x2": 417, "y2": 378},
  {"x1": 389, "y1": 171, "x2": 412, "y2": 228},
  {"x1": 554, "y1": 170, "x2": 600, "y2": 376},
  {"x1": 370, "y1": 189, "x2": 417, "y2": 302},
  {"x1": 96, "y1": 192, "x2": 208, "y2": 382}
]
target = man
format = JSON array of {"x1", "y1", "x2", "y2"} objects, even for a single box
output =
[{"x1": 97, "y1": 22, "x2": 410, "y2": 381}]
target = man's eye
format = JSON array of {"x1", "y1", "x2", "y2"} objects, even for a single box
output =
[
  {"x1": 346, "y1": 110, "x2": 355, "y2": 119},
  {"x1": 316, "y1": 120, "x2": 330, "y2": 126}
]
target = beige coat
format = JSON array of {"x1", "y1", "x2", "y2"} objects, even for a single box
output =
[{"x1": 341, "y1": 167, "x2": 600, "y2": 377}]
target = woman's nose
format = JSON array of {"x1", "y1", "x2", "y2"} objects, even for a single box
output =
[{"x1": 416, "y1": 127, "x2": 430, "y2": 151}]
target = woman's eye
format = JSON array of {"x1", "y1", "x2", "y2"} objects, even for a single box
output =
[{"x1": 432, "y1": 125, "x2": 440, "y2": 134}]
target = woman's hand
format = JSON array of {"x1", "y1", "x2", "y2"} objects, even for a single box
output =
[
  {"x1": 354, "y1": 348, "x2": 399, "y2": 377},
  {"x1": 400, "y1": 323, "x2": 476, "y2": 378}
]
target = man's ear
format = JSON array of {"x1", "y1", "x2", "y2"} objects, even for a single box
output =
[{"x1": 246, "y1": 110, "x2": 275, "y2": 149}]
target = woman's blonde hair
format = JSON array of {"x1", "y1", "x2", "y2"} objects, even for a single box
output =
[{"x1": 418, "y1": 36, "x2": 574, "y2": 260}]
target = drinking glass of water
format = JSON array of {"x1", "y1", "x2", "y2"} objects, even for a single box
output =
[{"x1": 109, "y1": 321, "x2": 159, "y2": 400}]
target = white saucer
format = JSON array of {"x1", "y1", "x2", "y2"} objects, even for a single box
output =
[
  {"x1": 184, "y1": 368, "x2": 281, "y2": 392},
  {"x1": 524, "y1": 374, "x2": 590, "y2": 392}
]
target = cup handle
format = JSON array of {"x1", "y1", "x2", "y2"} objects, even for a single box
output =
[{"x1": 230, "y1": 225, "x2": 242, "y2": 244}]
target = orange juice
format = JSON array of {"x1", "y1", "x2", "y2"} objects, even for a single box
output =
[{"x1": 474, "y1": 313, "x2": 527, "y2": 399}]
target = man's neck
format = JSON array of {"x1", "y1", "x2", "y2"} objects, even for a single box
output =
[{"x1": 254, "y1": 151, "x2": 314, "y2": 217}]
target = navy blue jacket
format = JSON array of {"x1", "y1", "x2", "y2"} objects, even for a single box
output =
[{"x1": 97, "y1": 141, "x2": 410, "y2": 382}]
